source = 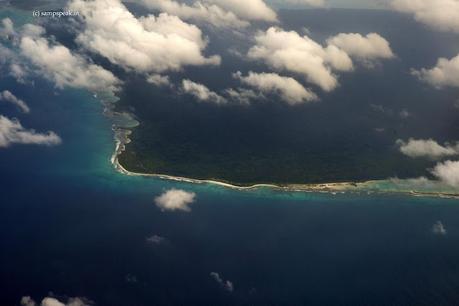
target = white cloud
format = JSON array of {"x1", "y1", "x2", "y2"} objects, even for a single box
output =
[
  {"x1": 391, "y1": 158, "x2": 459, "y2": 191},
  {"x1": 432, "y1": 220, "x2": 447, "y2": 235},
  {"x1": 19, "y1": 24, "x2": 119, "y2": 92},
  {"x1": 207, "y1": 0, "x2": 277, "y2": 22},
  {"x1": 0, "y1": 90, "x2": 30, "y2": 113},
  {"x1": 21, "y1": 23, "x2": 45, "y2": 38},
  {"x1": 182, "y1": 79, "x2": 227, "y2": 104},
  {"x1": 0, "y1": 18, "x2": 15, "y2": 38},
  {"x1": 0, "y1": 45, "x2": 17, "y2": 65},
  {"x1": 9, "y1": 63, "x2": 29, "y2": 83},
  {"x1": 141, "y1": 0, "x2": 249, "y2": 29},
  {"x1": 396, "y1": 138, "x2": 459, "y2": 159},
  {"x1": 412, "y1": 54, "x2": 459, "y2": 88},
  {"x1": 431, "y1": 160, "x2": 459, "y2": 188},
  {"x1": 20, "y1": 296, "x2": 89, "y2": 306},
  {"x1": 0, "y1": 115, "x2": 61, "y2": 148},
  {"x1": 146, "y1": 234, "x2": 166, "y2": 244},
  {"x1": 391, "y1": 0, "x2": 459, "y2": 33},
  {"x1": 20, "y1": 296, "x2": 36, "y2": 306},
  {"x1": 327, "y1": 33, "x2": 394, "y2": 63},
  {"x1": 41, "y1": 298, "x2": 66, "y2": 306},
  {"x1": 147, "y1": 74, "x2": 171, "y2": 87},
  {"x1": 225, "y1": 87, "x2": 262, "y2": 104},
  {"x1": 234, "y1": 71, "x2": 317, "y2": 104},
  {"x1": 155, "y1": 188, "x2": 196, "y2": 212},
  {"x1": 247, "y1": 27, "x2": 353, "y2": 91},
  {"x1": 141, "y1": 0, "x2": 277, "y2": 28},
  {"x1": 69, "y1": 0, "x2": 220, "y2": 73},
  {"x1": 210, "y1": 272, "x2": 234, "y2": 292},
  {"x1": 139, "y1": 13, "x2": 207, "y2": 49},
  {"x1": 248, "y1": 28, "x2": 395, "y2": 92},
  {"x1": 0, "y1": 36, "x2": 30, "y2": 83}
]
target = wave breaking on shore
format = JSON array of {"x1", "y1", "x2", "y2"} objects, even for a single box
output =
[{"x1": 99, "y1": 94, "x2": 459, "y2": 199}]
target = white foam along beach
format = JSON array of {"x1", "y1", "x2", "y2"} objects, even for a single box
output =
[{"x1": 105, "y1": 103, "x2": 459, "y2": 199}]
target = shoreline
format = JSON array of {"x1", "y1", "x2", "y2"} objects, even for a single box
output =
[
  {"x1": 112, "y1": 149, "x2": 459, "y2": 199},
  {"x1": 102, "y1": 97, "x2": 459, "y2": 199},
  {"x1": 109, "y1": 123, "x2": 374, "y2": 192}
]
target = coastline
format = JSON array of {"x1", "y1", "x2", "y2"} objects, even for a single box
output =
[
  {"x1": 108, "y1": 119, "x2": 372, "y2": 192},
  {"x1": 101, "y1": 96, "x2": 459, "y2": 199},
  {"x1": 112, "y1": 151, "x2": 369, "y2": 192},
  {"x1": 111, "y1": 147, "x2": 459, "y2": 199}
]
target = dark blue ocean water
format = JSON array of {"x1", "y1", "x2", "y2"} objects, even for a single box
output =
[
  {"x1": 1, "y1": 7, "x2": 459, "y2": 306},
  {"x1": 0, "y1": 67, "x2": 458, "y2": 306}
]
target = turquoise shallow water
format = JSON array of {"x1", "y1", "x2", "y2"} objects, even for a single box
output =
[
  {"x1": 1, "y1": 7, "x2": 459, "y2": 306},
  {"x1": 1, "y1": 65, "x2": 459, "y2": 306}
]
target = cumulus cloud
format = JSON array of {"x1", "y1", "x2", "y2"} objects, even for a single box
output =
[
  {"x1": 396, "y1": 138, "x2": 459, "y2": 159},
  {"x1": 0, "y1": 45, "x2": 17, "y2": 66},
  {"x1": 182, "y1": 79, "x2": 227, "y2": 104},
  {"x1": 0, "y1": 44, "x2": 15, "y2": 62},
  {"x1": 155, "y1": 188, "x2": 196, "y2": 212},
  {"x1": 0, "y1": 115, "x2": 61, "y2": 148},
  {"x1": 19, "y1": 24, "x2": 119, "y2": 92},
  {"x1": 210, "y1": 272, "x2": 234, "y2": 292},
  {"x1": 147, "y1": 74, "x2": 171, "y2": 87},
  {"x1": 247, "y1": 27, "x2": 353, "y2": 91},
  {"x1": 69, "y1": 0, "x2": 220, "y2": 73},
  {"x1": 431, "y1": 160, "x2": 459, "y2": 188},
  {"x1": 20, "y1": 296, "x2": 90, "y2": 306},
  {"x1": 20, "y1": 296, "x2": 36, "y2": 306},
  {"x1": 141, "y1": 0, "x2": 277, "y2": 28},
  {"x1": 432, "y1": 220, "x2": 447, "y2": 235},
  {"x1": 9, "y1": 63, "x2": 29, "y2": 83},
  {"x1": 234, "y1": 71, "x2": 317, "y2": 104},
  {"x1": 327, "y1": 33, "x2": 394, "y2": 63},
  {"x1": 207, "y1": 0, "x2": 277, "y2": 22},
  {"x1": 392, "y1": 158, "x2": 459, "y2": 190},
  {"x1": 391, "y1": 0, "x2": 459, "y2": 33},
  {"x1": 141, "y1": 0, "x2": 249, "y2": 28},
  {"x1": 412, "y1": 54, "x2": 459, "y2": 88},
  {"x1": 0, "y1": 17, "x2": 15, "y2": 38},
  {"x1": 225, "y1": 87, "x2": 262, "y2": 104},
  {"x1": 0, "y1": 90, "x2": 30, "y2": 113},
  {"x1": 248, "y1": 28, "x2": 395, "y2": 92},
  {"x1": 0, "y1": 23, "x2": 29, "y2": 83}
]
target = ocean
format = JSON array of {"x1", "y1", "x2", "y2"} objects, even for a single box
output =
[{"x1": 1, "y1": 7, "x2": 459, "y2": 306}]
